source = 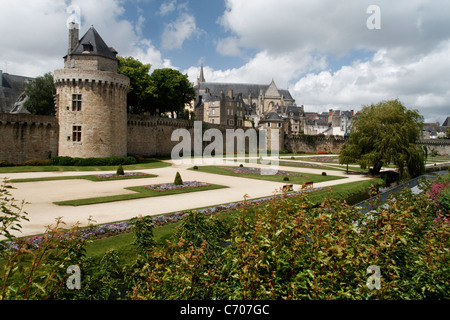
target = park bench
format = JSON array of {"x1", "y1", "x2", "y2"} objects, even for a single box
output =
[
  {"x1": 281, "y1": 184, "x2": 293, "y2": 192},
  {"x1": 301, "y1": 181, "x2": 314, "y2": 190}
]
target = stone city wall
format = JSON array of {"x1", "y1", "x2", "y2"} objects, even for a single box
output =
[
  {"x1": 417, "y1": 139, "x2": 450, "y2": 156},
  {"x1": 284, "y1": 134, "x2": 346, "y2": 154},
  {"x1": 0, "y1": 113, "x2": 58, "y2": 163}
]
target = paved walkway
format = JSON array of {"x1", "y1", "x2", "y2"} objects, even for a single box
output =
[{"x1": 1, "y1": 159, "x2": 371, "y2": 237}]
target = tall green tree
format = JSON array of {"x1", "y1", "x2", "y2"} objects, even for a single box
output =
[
  {"x1": 149, "y1": 68, "x2": 196, "y2": 118},
  {"x1": 339, "y1": 99, "x2": 425, "y2": 178},
  {"x1": 23, "y1": 72, "x2": 56, "y2": 115},
  {"x1": 117, "y1": 56, "x2": 154, "y2": 114}
]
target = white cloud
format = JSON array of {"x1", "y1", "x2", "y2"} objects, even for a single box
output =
[
  {"x1": 291, "y1": 40, "x2": 450, "y2": 122},
  {"x1": 0, "y1": 0, "x2": 171, "y2": 77},
  {"x1": 161, "y1": 12, "x2": 201, "y2": 50},
  {"x1": 201, "y1": 0, "x2": 450, "y2": 123},
  {"x1": 216, "y1": 36, "x2": 243, "y2": 57},
  {"x1": 158, "y1": 0, "x2": 177, "y2": 16}
]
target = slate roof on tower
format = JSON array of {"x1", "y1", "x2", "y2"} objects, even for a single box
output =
[{"x1": 68, "y1": 26, "x2": 118, "y2": 60}]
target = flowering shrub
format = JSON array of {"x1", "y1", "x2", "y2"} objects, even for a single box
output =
[
  {"x1": 428, "y1": 177, "x2": 449, "y2": 216},
  {"x1": 128, "y1": 184, "x2": 449, "y2": 300}
]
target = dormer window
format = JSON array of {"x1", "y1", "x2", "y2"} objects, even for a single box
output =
[{"x1": 82, "y1": 43, "x2": 93, "y2": 52}]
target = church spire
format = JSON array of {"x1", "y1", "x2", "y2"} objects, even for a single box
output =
[{"x1": 197, "y1": 64, "x2": 205, "y2": 83}]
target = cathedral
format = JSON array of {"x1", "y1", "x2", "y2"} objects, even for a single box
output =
[{"x1": 193, "y1": 65, "x2": 298, "y2": 128}]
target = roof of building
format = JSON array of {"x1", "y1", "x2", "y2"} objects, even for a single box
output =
[
  {"x1": 260, "y1": 112, "x2": 284, "y2": 122},
  {"x1": 442, "y1": 116, "x2": 450, "y2": 127},
  {"x1": 198, "y1": 81, "x2": 294, "y2": 101},
  {"x1": 69, "y1": 26, "x2": 117, "y2": 60},
  {"x1": 0, "y1": 71, "x2": 34, "y2": 113}
]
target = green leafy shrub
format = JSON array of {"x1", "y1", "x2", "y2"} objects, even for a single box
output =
[
  {"x1": 174, "y1": 172, "x2": 183, "y2": 185},
  {"x1": 116, "y1": 164, "x2": 124, "y2": 176},
  {"x1": 50, "y1": 156, "x2": 137, "y2": 166},
  {"x1": 437, "y1": 187, "x2": 450, "y2": 216},
  {"x1": 193, "y1": 166, "x2": 198, "y2": 170},
  {"x1": 23, "y1": 159, "x2": 51, "y2": 166},
  {"x1": 283, "y1": 176, "x2": 290, "y2": 181},
  {"x1": 0, "y1": 159, "x2": 14, "y2": 167},
  {"x1": 322, "y1": 172, "x2": 327, "y2": 176},
  {"x1": 131, "y1": 215, "x2": 155, "y2": 251}
]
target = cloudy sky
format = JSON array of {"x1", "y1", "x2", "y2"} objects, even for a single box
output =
[{"x1": 1, "y1": 0, "x2": 449, "y2": 123}]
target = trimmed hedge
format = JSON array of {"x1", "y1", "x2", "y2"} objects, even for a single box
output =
[{"x1": 50, "y1": 156, "x2": 138, "y2": 166}]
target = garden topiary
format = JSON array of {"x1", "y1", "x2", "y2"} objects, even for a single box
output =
[
  {"x1": 283, "y1": 176, "x2": 290, "y2": 181},
  {"x1": 174, "y1": 172, "x2": 183, "y2": 185},
  {"x1": 322, "y1": 172, "x2": 327, "y2": 176},
  {"x1": 116, "y1": 164, "x2": 125, "y2": 176}
]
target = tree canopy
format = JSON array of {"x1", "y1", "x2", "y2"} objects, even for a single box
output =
[
  {"x1": 23, "y1": 72, "x2": 56, "y2": 116},
  {"x1": 339, "y1": 99, "x2": 425, "y2": 178},
  {"x1": 117, "y1": 56, "x2": 154, "y2": 114},
  {"x1": 149, "y1": 68, "x2": 196, "y2": 118},
  {"x1": 117, "y1": 57, "x2": 195, "y2": 117}
]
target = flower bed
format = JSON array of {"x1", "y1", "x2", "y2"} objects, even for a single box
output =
[
  {"x1": 1, "y1": 186, "x2": 322, "y2": 251},
  {"x1": 146, "y1": 181, "x2": 210, "y2": 191},
  {"x1": 94, "y1": 172, "x2": 148, "y2": 179},
  {"x1": 219, "y1": 166, "x2": 306, "y2": 177},
  {"x1": 302, "y1": 156, "x2": 339, "y2": 163},
  {"x1": 280, "y1": 161, "x2": 326, "y2": 169}
]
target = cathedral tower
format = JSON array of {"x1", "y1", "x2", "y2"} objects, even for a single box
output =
[{"x1": 54, "y1": 23, "x2": 130, "y2": 158}]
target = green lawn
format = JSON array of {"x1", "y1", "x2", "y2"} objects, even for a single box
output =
[
  {"x1": 54, "y1": 183, "x2": 228, "y2": 206},
  {"x1": 190, "y1": 165, "x2": 345, "y2": 184},
  {"x1": 0, "y1": 158, "x2": 171, "y2": 174},
  {"x1": 10, "y1": 173, "x2": 157, "y2": 183}
]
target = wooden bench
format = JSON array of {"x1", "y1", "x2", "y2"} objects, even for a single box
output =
[
  {"x1": 281, "y1": 184, "x2": 293, "y2": 192},
  {"x1": 301, "y1": 181, "x2": 314, "y2": 190}
]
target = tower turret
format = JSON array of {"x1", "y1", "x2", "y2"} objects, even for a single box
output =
[{"x1": 54, "y1": 25, "x2": 130, "y2": 158}]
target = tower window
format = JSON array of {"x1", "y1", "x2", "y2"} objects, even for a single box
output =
[
  {"x1": 72, "y1": 94, "x2": 82, "y2": 111},
  {"x1": 72, "y1": 126, "x2": 82, "y2": 142}
]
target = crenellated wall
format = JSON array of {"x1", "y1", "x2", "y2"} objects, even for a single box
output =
[{"x1": 0, "y1": 113, "x2": 58, "y2": 163}]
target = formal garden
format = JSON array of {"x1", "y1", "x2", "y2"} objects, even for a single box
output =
[{"x1": 0, "y1": 169, "x2": 448, "y2": 300}]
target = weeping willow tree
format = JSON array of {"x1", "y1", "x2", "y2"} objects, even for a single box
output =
[{"x1": 339, "y1": 99, "x2": 425, "y2": 179}]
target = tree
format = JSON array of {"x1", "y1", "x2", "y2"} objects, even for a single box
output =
[
  {"x1": 117, "y1": 56, "x2": 154, "y2": 114},
  {"x1": 149, "y1": 68, "x2": 196, "y2": 118},
  {"x1": 339, "y1": 99, "x2": 425, "y2": 178},
  {"x1": 446, "y1": 127, "x2": 450, "y2": 139},
  {"x1": 23, "y1": 72, "x2": 56, "y2": 115}
]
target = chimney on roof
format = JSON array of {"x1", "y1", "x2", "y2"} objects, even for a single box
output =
[
  {"x1": 228, "y1": 88, "x2": 233, "y2": 99},
  {"x1": 351, "y1": 110, "x2": 354, "y2": 116},
  {"x1": 68, "y1": 22, "x2": 79, "y2": 56},
  {"x1": 329, "y1": 109, "x2": 333, "y2": 117}
]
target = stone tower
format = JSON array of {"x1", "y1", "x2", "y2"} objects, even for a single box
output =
[{"x1": 54, "y1": 23, "x2": 130, "y2": 158}]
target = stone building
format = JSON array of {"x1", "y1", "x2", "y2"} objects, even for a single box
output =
[
  {"x1": 200, "y1": 88, "x2": 246, "y2": 127},
  {"x1": 194, "y1": 66, "x2": 295, "y2": 128},
  {"x1": 53, "y1": 22, "x2": 130, "y2": 158}
]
